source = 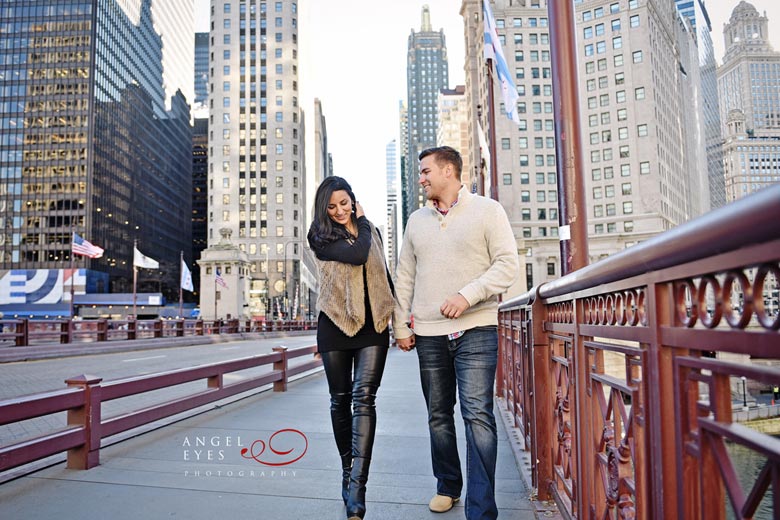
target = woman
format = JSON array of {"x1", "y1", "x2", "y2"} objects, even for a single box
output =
[{"x1": 307, "y1": 176, "x2": 394, "y2": 520}]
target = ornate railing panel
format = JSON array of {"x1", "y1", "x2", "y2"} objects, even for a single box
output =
[{"x1": 497, "y1": 184, "x2": 780, "y2": 519}]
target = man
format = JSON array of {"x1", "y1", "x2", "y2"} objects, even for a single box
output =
[{"x1": 393, "y1": 146, "x2": 519, "y2": 519}]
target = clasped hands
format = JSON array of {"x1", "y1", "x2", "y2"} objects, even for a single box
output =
[{"x1": 396, "y1": 294, "x2": 470, "y2": 352}]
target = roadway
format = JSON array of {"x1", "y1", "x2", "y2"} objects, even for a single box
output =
[{"x1": 0, "y1": 335, "x2": 318, "y2": 446}]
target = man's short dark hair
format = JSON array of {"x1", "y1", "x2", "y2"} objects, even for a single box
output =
[{"x1": 419, "y1": 146, "x2": 462, "y2": 180}]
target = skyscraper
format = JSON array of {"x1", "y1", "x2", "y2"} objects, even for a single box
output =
[
  {"x1": 0, "y1": 0, "x2": 194, "y2": 299},
  {"x1": 195, "y1": 32, "x2": 210, "y2": 108},
  {"x1": 313, "y1": 98, "x2": 330, "y2": 185},
  {"x1": 405, "y1": 5, "x2": 449, "y2": 225},
  {"x1": 675, "y1": 0, "x2": 726, "y2": 209},
  {"x1": 208, "y1": 0, "x2": 310, "y2": 319},
  {"x1": 461, "y1": 0, "x2": 709, "y2": 289},
  {"x1": 718, "y1": 1, "x2": 780, "y2": 202},
  {"x1": 385, "y1": 139, "x2": 399, "y2": 273},
  {"x1": 437, "y1": 85, "x2": 473, "y2": 189},
  {"x1": 192, "y1": 117, "x2": 209, "y2": 296}
]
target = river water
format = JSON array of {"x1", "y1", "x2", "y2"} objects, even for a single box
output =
[{"x1": 726, "y1": 440, "x2": 773, "y2": 519}]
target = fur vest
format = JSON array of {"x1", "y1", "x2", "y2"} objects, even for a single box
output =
[{"x1": 316, "y1": 225, "x2": 394, "y2": 337}]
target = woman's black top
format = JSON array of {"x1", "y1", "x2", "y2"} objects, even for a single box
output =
[{"x1": 312, "y1": 216, "x2": 389, "y2": 353}]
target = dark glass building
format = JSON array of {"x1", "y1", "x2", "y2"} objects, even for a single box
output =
[
  {"x1": 194, "y1": 32, "x2": 209, "y2": 107},
  {"x1": 405, "y1": 5, "x2": 449, "y2": 223},
  {"x1": 0, "y1": 0, "x2": 194, "y2": 300},
  {"x1": 191, "y1": 117, "x2": 208, "y2": 296}
]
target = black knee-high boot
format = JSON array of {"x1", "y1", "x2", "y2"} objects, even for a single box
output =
[
  {"x1": 346, "y1": 385, "x2": 378, "y2": 519},
  {"x1": 346, "y1": 456, "x2": 370, "y2": 520},
  {"x1": 330, "y1": 391, "x2": 353, "y2": 505}
]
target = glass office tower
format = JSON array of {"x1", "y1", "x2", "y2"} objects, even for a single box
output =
[{"x1": 0, "y1": 1, "x2": 194, "y2": 299}]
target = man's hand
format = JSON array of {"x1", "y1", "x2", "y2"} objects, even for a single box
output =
[
  {"x1": 440, "y1": 293, "x2": 470, "y2": 320},
  {"x1": 396, "y1": 335, "x2": 416, "y2": 352}
]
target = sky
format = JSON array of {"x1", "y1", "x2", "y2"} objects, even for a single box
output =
[{"x1": 195, "y1": 0, "x2": 780, "y2": 226}]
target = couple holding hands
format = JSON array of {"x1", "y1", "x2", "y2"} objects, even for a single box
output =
[{"x1": 307, "y1": 146, "x2": 519, "y2": 520}]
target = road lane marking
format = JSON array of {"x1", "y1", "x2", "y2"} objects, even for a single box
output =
[
  {"x1": 122, "y1": 355, "x2": 167, "y2": 363},
  {"x1": 220, "y1": 346, "x2": 242, "y2": 351}
]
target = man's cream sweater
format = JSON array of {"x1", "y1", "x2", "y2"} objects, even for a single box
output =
[{"x1": 393, "y1": 185, "x2": 520, "y2": 339}]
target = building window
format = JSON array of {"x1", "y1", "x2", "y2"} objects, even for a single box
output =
[
  {"x1": 520, "y1": 172, "x2": 530, "y2": 184},
  {"x1": 501, "y1": 138, "x2": 511, "y2": 150},
  {"x1": 614, "y1": 54, "x2": 624, "y2": 67},
  {"x1": 635, "y1": 87, "x2": 645, "y2": 100},
  {"x1": 640, "y1": 161, "x2": 650, "y2": 175},
  {"x1": 630, "y1": 15, "x2": 640, "y2": 27},
  {"x1": 637, "y1": 124, "x2": 648, "y2": 137},
  {"x1": 633, "y1": 50, "x2": 643, "y2": 63},
  {"x1": 522, "y1": 208, "x2": 531, "y2": 221},
  {"x1": 594, "y1": 205, "x2": 604, "y2": 217},
  {"x1": 521, "y1": 191, "x2": 531, "y2": 203},
  {"x1": 622, "y1": 182, "x2": 632, "y2": 195},
  {"x1": 503, "y1": 173, "x2": 513, "y2": 185}
]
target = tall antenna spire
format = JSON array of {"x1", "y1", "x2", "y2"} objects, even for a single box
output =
[{"x1": 421, "y1": 5, "x2": 432, "y2": 32}]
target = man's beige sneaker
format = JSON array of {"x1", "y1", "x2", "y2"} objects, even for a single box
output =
[{"x1": 428, "y1": 494, "x2": 460, "y2": 513}]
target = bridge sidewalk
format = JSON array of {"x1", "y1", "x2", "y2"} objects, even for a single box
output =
[{"x1": 0, "y1": 348, "x2": 543, "y2": 519}]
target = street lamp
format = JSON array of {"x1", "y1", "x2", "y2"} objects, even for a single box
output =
[{"x1": 741, "y1": 376, "x2": 748, "y2": 410}]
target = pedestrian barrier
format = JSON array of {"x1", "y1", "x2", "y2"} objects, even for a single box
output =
[
  {"x1": 0, "y1": 344, "x2": 321, "y2": 473},
  {"x1": 497, "y1": 184, "x2": 780, "y2": 519},
  {"x1": 0, "y1": 319, "x2": 317, "y2": 347}
]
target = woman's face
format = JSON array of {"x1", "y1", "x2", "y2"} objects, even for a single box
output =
[{"x1": 327, "y1": 189, "x2": 353, "y2": 226}]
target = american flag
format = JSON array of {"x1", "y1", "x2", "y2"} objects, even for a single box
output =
[
  {"x1": 72, "y1": 232, "x2": 104, "y2": 259},
  {"x1": 215, "y1": 268, "x2": 228, "y2": 288}
]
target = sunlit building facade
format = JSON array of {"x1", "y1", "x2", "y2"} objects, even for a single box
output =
[
  {"x1": 207, "y1": 0, "x2": 311, "y2": 319},
  {"x1": 717, "y1": 1, "x2": 780, "y2": 202},
  {"x1": 0, "y1": 0, "x2": 194, "y2": 298}
]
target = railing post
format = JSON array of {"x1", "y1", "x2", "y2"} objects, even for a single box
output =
[
  {"x1": 153, "y1": 319, "x2": 163, "y2": 338},
  {"x1": 16, "y1": 319, "x2": 29, "y2": 346},
  {"x1": 127, "y1": 319, "x2": 137, "y2": 340},
  {"x1": 195, "y1": 319, "x2": 203, "y2": 336},
  {"x1": 273, "y1": 346, "x2": 288, "y2": 392},
  {"x1": 176, "y1": 319, "x2": 184, "y2": 337},
  {"x1": 65, "y1": 374, "x2": 103, "y2": 469},
  {"x1": 531, "y1": 296, "x2": 554, "y2": 501},
  {"x1": 61, "y1": 319, "x2": 72, "y2": 344},
  {"x1": 96, "y1": 319, "x2": 108, "y2": 342}
]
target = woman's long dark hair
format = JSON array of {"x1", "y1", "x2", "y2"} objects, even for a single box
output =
[{"x1": 307, "y1": 176, "x2": 358, "y2": 251}]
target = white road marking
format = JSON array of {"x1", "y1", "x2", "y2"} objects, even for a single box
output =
[
  {"x1": 122, "y1": 355, "x2": 167, "y2": 363},
  {"x1": 220, "y1": 346, "x2": 242, "y2": 351}
]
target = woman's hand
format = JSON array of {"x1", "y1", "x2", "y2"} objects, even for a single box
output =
[{"x1": 354, "y1": 201, "x2": 365, "y2": 218}]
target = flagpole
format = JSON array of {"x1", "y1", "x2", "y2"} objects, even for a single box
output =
[
  {"x1": 69, "y1": 237, "x2": 75, "y2": 318},
  {"x1": 486, "y1": 58, "x2": 499, "y2": 202},
  {"x1": 179, "y1": 251, "x2": 184, "y2": 318},
  {"x1": 214, "y1": 273, "x2": 218, "y2": 321},
  {"x1": 133, "y1": 239, "x2": 138, "y2": 319}
]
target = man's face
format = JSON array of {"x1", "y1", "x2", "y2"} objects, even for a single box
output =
[{"x1": 419, "y1": 155, "x2": 449, "y2": 200}]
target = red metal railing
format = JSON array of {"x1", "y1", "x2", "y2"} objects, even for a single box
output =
[
  {"x1": 498, "y1": 184, "x2": 780, "y2": 520},
  {"x1": 0, "y1": 344, "x2": 321, "y2": 472},
  {"x1": 0, "y1": 318, "x2": 317, "y2": 347}
]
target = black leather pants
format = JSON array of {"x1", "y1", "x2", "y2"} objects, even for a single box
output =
[{"x1": 321, "y1": 345, "x2": 388, "y2": 517}]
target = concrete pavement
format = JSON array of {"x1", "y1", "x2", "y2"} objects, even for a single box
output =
[{"x1": 0, "y1": 348, "x2": 549, "y2": 519}]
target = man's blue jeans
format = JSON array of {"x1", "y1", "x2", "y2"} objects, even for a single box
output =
[{"x1": 415, "y1": 326, "x2": 499, "y2": 520}]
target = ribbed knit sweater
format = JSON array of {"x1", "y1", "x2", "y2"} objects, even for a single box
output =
[{"x1": 393, "y1": 185, "x2": 519, "y2": 339}]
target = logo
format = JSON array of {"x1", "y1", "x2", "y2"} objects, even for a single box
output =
[{"x1": 240, "y1": 428, "x2": 308, "y2": 466}]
